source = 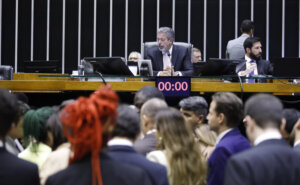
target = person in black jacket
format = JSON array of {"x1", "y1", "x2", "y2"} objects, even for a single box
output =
[{"x1": 0, "y1": 88, "x2": 40, "y2": 185}]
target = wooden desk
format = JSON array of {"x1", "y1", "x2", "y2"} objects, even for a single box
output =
[{"x1": 1, "y1": 73, "x2": 299, "y2": 94}]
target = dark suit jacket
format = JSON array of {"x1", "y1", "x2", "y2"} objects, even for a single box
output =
[
  {"x1": 225, "y1": 139, "x2": 300, "y2": 185},
  {"x1": 146, "y1": 44, "x2": 193, "y2": 76},
  {"x1": 108, "y1": 145, "x2": 169, "y2": 185},
  {"x1": 207, "y1": 128, "x2": 251, "y2": 185},
  {"x1": 134, "y1": 133, "x2": 157, "y2": 156},
  {"x1": 0, "y1": 147, "x2": 40, "y2": 185},
  {"x1": 46, "y1": 152, "x2": 152, "y2": 185},
  {"x1": 236, "y1": 59, "x2": 273, "y2": 76}
]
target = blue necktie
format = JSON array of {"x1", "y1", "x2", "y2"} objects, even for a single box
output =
[{"x1": 248, "y1": 60, "x2": 255, "y2": 83}]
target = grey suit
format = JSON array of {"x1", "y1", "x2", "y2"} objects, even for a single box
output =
[
  {"x1": 226, "y1": 34, "x2": 249, "y2": 59},
  {"x1": 225, "y1": 139, "x2": 300, "y2": 185},
  {"x1": 134, "y1": 133, "x2": 157, "y2": 156}
]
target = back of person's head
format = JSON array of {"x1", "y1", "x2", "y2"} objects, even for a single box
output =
[
  {"x1": 46, "y1": 111, "x2": 67, "y2": 150},
  {"x1": 179, "y1": 96, "x2": 208, "y2": 117},
  {"x1": 134, "y1": 86, "x2": 165, "y2": 110},
  {"x1": 240, "y1": 19, "x2": 255, "y2": 33},
  {"x1": 245, "y1": 94, "x2": 283, "y2": 129},
  {"x1": 60, "y1": 86, "x2": 118, "y2": 185},
  {"x1": 243, "y1": 37, "x2": 261, "y2": 52},
  {"x1": 212, "y1": 92, "x2": 243, "y2": 127},
  {"x1": 0, "y1": 88, "x2": 19, "y2": 139},
  {"x1": 157, "y1": 27, "x2": 175, "y2": 40},
  {"x1": 283, "y1": 108, "x2": 300, "y2": 134},
  {"x1": 140, "y1": 98, "x2": 168, "y2": 122},
  {"x1": 14, "y1": 92, "x2": 29, "y2": 104},
  {"x1": 155, "y1": 107, "x2": 206, "y2": 185},
  {"x1": 17, "y1": 101, "x2": 30, "y2": 118},
  {"x1": 23, "y1": 106, "x2": 54, "y2": 150},
  {"x1": 111, "y1": 104, "x2": 140, "y2": 140}
]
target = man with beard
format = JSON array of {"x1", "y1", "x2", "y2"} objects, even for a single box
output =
[
  {"x1": 146, "y1": 27, "x2": 193, "y2": 76},
  {"x1": 236, "y1": 37, "x2": 273, "y2": 81}
]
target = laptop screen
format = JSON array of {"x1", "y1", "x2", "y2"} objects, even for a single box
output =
[{"x1": 272, "y1": 58, "x2": 300, "y2": 78}]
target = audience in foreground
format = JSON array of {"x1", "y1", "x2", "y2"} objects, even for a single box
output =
[
  {"x1": 46, "y1": 86, "x2": 151, "y2": 185},
  {"x1": 225, "y1": 94, "x2": 300, "y2": 185},
  {"x1": 179, "y1": 96, "x2": 216, "y2": 160},
  {"x1": 108, "y1": 104, "x2": 169, "y2": 185},
  {"x1": 0, "y1": 88, "x2": 40, "y2": 185},
  {"x1": 147, "y1": 108, "x2": 207, "y2": 185},
  {"x1": 5, "y1": 100, "x2": 30, "y2": 155},
  {"x1": 207, "y1": 92, "x2": 250, "y2": 185},
  {"x1": 134, "y1": 98, "x2": 168, "y2": 155},
  {"x1": 19, "y1": 106, "x2": 54, "y2": 169}
]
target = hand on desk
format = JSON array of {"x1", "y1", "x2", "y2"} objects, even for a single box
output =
[{"x1": 158, "y1": 66, "x2": 179, "y2": 76}]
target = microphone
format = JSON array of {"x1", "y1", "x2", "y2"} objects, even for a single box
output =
[{"x1": 95, "y1": 70, "x2": 107, "y2": 85}]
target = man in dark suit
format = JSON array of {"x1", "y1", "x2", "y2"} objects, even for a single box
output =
[
  {"x1": 108, "y1": 105, "x2": 169, "y2": 185},
  {"x1": 225, "y1": 94, "x2": 300, "y2": 185},
  {"x1": 236, "y1": 37, "x2": 273, "y2": 79},
  {"x1": 146, "y1": 27, "x2": 193, "y2": 76},
  {"x1": 0, "y1": 88, "x2": 40, "y2": 185},
  {"x1": 46, "y1": 86, "x2": 152, "y2": 185},
  {"x1": 207, "y1": 92, "x2": 250, "y2": 185}
]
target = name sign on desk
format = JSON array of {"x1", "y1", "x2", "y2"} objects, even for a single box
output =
[{"x1": 156, "y1": 77, "x2": 191, "y2": 97}]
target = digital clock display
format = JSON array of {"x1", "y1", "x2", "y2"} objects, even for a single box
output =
[{"x1": 155, "y1": 77, "x2": 191, "y2": 97}]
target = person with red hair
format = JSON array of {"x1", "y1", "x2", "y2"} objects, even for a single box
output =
[{"x1": 46, "y1": 86, "x2": 151, "y2": 185}]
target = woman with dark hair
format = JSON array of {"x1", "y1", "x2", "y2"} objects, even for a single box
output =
[
  {"x1": 18, "y1": 106, "x2": 54, "y2": 169},
  {"x1": 40, "y1": 110, "x2": 70, "y2": 185},
  {"x1": 147, "y1": 108, "x2": 207, "y2": 185}
]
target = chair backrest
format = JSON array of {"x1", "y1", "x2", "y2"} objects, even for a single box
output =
[{"x1": 142, "y1": 41, "x2": 193, "y2": 59}]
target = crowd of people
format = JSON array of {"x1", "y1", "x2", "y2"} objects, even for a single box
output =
[{"x1": 0, "y1": 84, "x2": 299, "y2": 185}]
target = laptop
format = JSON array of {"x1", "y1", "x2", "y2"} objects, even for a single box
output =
[{"x1": 272, "y1": 58, "x2": 300, "y2": 78}]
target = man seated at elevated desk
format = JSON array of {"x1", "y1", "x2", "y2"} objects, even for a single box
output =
[
  {"x1": 236, "y1": 37, "x2": 273, "y2": 81},
  {"x1": 145, "y1": 27, "x2": 193, "y2": 76}
]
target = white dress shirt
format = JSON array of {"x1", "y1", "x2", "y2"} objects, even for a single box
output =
[{"x1": 254, "y1": 130, "x2": 282, "y2": 146}]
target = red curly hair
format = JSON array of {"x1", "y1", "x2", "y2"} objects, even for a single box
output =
[{"x1": 60, "y1": 85, "x2": 119, "y2": 185}]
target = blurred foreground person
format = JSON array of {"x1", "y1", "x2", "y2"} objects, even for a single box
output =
[
  {"x1": 19, "y1": 106, "x2": 54, "y2": 169},
  {"x1": 0, "y1": 88, "x2": 40, "y2": 185},
  {"x1": 108, "y1": 105, "x2": 169, "y2": 185},
  {"x1": 207, "y1": 92, "x2": 250, "y2": 185},
  {"x1": 225, "y1": 94, "x2": 300, "y2": 185},
  {"x1": 46, "y1": 86, "x2": 151, "y2": 185},
  {"x1": 147, "y1": 108, "x2": 206, "y2": 185}
]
